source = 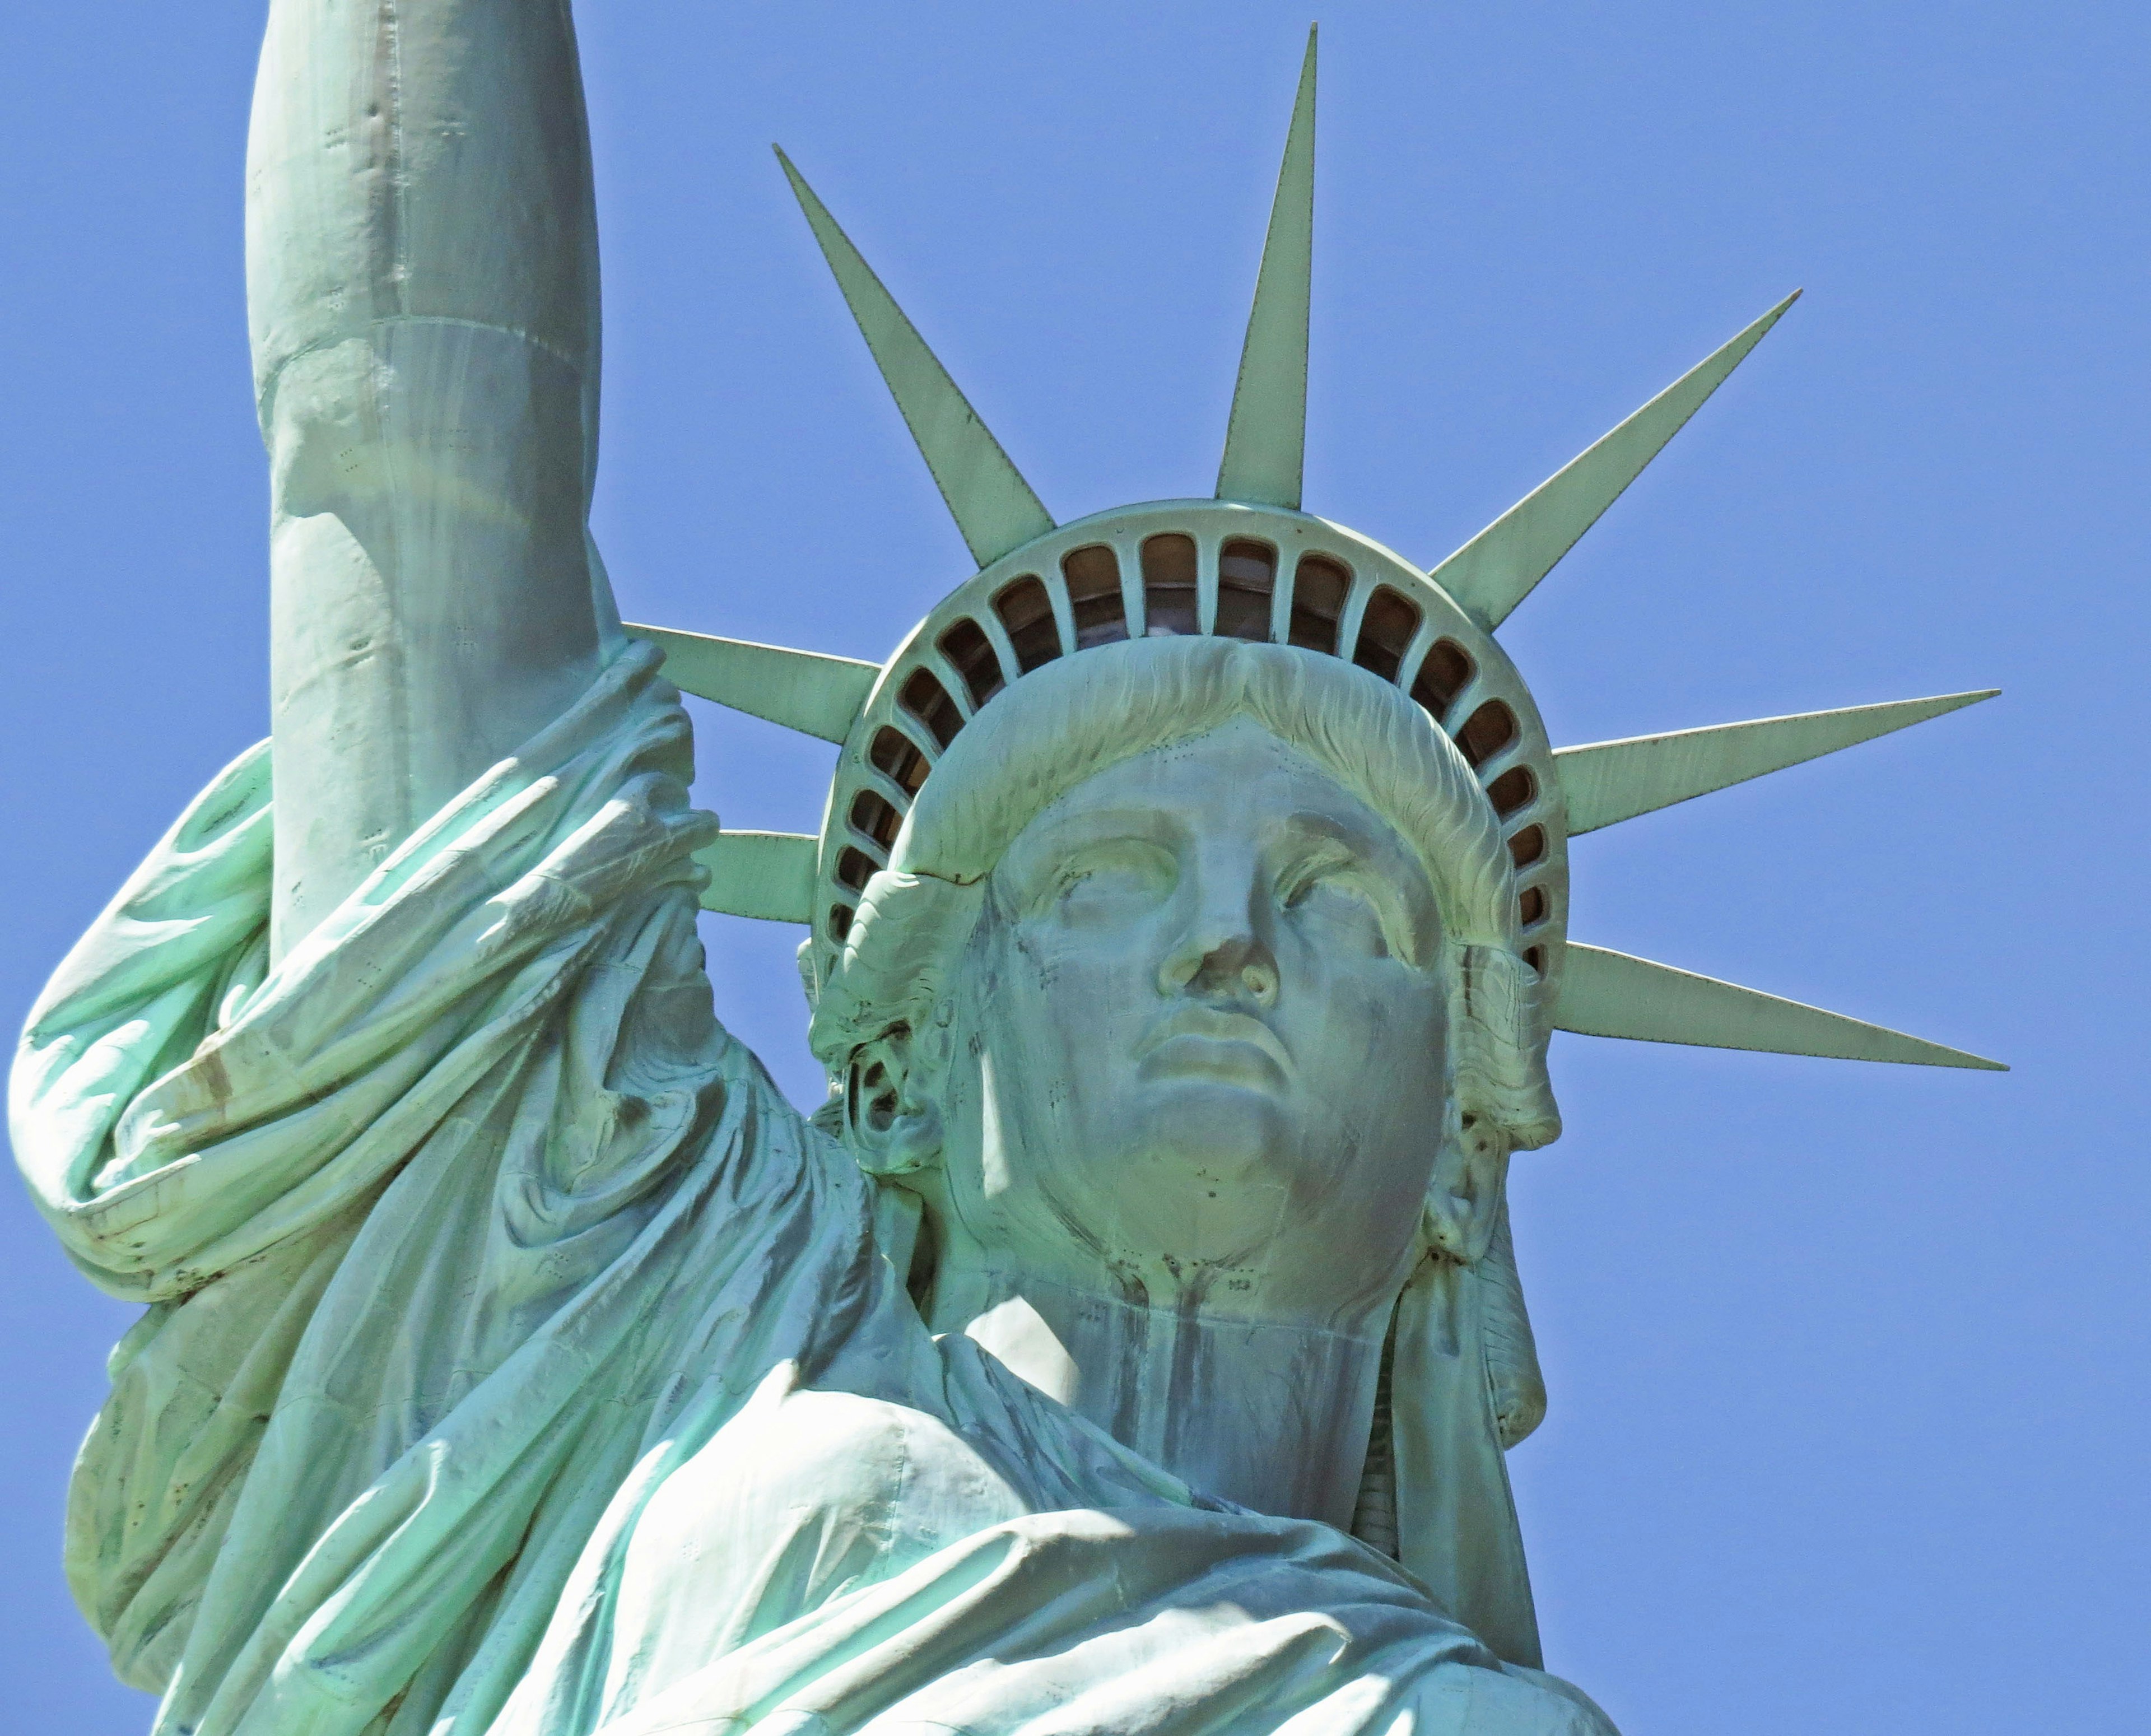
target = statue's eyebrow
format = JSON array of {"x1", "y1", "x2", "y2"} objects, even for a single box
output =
[
  {"x1": 1277, "y1": 808, "x2": 1437, "y2": 960},
  {"x1": 1278, "y1": 807, "x2": 1417, "y2": 877},
  {"x1": 998, "y1": 806, "x2": 1182, "y2": 889}
]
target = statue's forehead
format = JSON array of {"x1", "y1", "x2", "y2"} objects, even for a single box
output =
[
  {"x1": 998, "y1": 718, "x2": 1423, "y2": 878},
  {"x1": 1026, "y1": 716, "x2": 1370, "y2": 822}
]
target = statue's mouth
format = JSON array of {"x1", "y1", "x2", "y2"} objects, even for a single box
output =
[{"x1": 1134, "y1": 1007, "x2": 1293, "y2": 1092}]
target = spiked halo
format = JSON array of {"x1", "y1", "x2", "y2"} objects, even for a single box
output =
[{"x1": 631, "y1": 29, "x2": 2003, "y2": 1074}]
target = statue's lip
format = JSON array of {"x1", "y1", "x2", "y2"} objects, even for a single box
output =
[{"x1": 1134, "y1": 1006, "x2": 1293, "y2": 1089}]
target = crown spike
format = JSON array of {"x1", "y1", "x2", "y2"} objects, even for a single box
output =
[
  {"x1": 696, "y1": 831, "x2": 820, "y2": 924},
  {"x1": 1556, "y1": 944, "x2": 2005, "y2": 1069},
  {"x1": 1432, "y1": 291, "x2": 1801, "y2": 630},
  {"x1": 627, "y1": 624, "x2": 879, "y2": 744},
  {"x1": 776, "y1": 148, "x2": 1055, "y2": 568},
  {"x1": 1557, "y1": 689, "x2": 1997, "y2": 835},
  {"x1": 1216, "y1": 27, "x2": 1318, "y2": 510}
]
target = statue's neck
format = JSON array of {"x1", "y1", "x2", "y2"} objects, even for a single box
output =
[{"x1": 924, "y1": 1253, "x2": 1388, "y2": 1530}]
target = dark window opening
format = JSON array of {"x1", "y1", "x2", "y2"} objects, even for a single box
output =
[
  {"x1": 1062, "y1": 544, "x2": 1128, "y2": 649},
  {"x1": 850, "y1": 789, "x2": 904, "y2": 851},
  {"x1": 902, "y1": 1202, "x2": 939, "y2": 1305},
  {"x1": 1410, "y1": 639, "x2": 1474, "y2": 720},
  {"x1": 1216, "y1": 538, "x2": 1276, "y2": 640},
  {"x1": 1518, "y1": 886, "x2": 1546, "y2": 926},
  {"x1": 869, "y1": 727, "x2": 931, "y2": 796},
  {"x1": 1486, "y1": 765, "x2": 1537, "y2": 818},
  {"x1": 1522, "y1": 945, "x2": 1543, "y2": 975},
  {"x1": 936, "y1": 616, "x2": 1004, "y2": 710},
  {"x1": 1352, "y1": 586, "x2": 1423, "y2": 683},
  {"x1": 1140, "y1": 533, "x2": 1200, "y2": 636},
  {"x1": 1288, "y1": 554, "x2": 1351, "y2": 653},
  {"x1": 1455, "y1": 699, "x2": 1517, "y2": 767},
  {"x1": 828, "y1": 903, "x2": 854, "y2": 942},
  {"x1": 899, "y1": 668, "x2": 962, "y2": 750},
  {"x1": 993, "y1": 575, "x2": 1061, "y2": 673},
  {"x1": 854, "y1": 1054, "x2": 900, "y2": 1134},
  {"x1": 836, "y1": 846, "x2": 878, "y2": 892},
  {"x1": 1506, "y1": 825, "x2": 1546, "y2": 869}
]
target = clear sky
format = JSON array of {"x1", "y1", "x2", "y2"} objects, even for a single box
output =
[{"x1": 2, "y1": 4, "x2": 2143, "y2": 1732}]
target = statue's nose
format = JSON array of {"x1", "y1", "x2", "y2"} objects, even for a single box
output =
[{"x1": 1157, "y1": 879, "x2": 1280, "y2": 1007}]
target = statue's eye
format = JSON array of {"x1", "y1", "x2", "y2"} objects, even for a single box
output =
[
  {"x1": 1280, "y1": 862, "x2": 1394, "y2": 958},
  {"x1": 1051, "y1": 840, "x2": 1176, "y2": 924}
]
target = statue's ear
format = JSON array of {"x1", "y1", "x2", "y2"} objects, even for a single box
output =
[
  {"x1": 843, "y1": 1029, "x2": 944, "y2": 1176},
  {"x1": 1422, "y1": 1101, "x2": 1510, "y2": 1264}
]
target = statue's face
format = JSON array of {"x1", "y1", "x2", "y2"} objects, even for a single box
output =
[{"x1": 930, "y1": 717, "x2": 1449, "y2": 1321}]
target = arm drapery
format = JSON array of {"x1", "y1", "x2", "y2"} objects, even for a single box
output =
[{"x1": 11, "y1": 650, "x2": 877, "y2": 1735}]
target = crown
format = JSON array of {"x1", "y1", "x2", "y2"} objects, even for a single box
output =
[{"x1": 628, "y1": 30, "x2": 2001, "y2": 1073}]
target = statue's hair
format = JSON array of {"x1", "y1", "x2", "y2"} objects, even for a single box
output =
[{"x1": 805, "y1": 636, "x2": 1559, "y2": 1151}]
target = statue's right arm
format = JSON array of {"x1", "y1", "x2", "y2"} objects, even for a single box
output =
[{"x1": 250, "y1": 0, "x2": 622, "y2": 960}]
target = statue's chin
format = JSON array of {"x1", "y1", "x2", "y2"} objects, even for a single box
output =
[{"x1": 1054, "y1": 1081, "x2": 1302, "y2": 1261}]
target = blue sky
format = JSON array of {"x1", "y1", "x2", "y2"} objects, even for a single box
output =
[{"x1": 2, "y1": 4, "x2": 2144, "y2": 1731}]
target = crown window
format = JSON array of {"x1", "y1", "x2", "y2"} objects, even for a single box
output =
[
  {"x1": 1216, "y1": 538, "x2": 1277, "y2": 640},
  {"x1": 1410, "y1": 639, "x2": 1473, "y2": 721},
  {"x1": 1455, "y1": 699, "x2": 1517, "y2": 767},
  {"x1": 993, "y1": 576, "x2": 1062, "y2": 672},
  {"x1": 1352, "y1": 585, "x2": 1422, "y2": 682},
  {"x1": 1063, "y1": 545, "x2": 1129, "y2": 648},
  {"x1": 937, "y1": 616, "x2": 1005, "y2": 709},
  {"x1": 899, "y1": 668, "x2": 962, "y2": 748},
  {"x1": 1141, "y1": 533, "x2": 1200, "y2": 636},
  {"x1": 850, "y1": 789, "x2": 904, "y2": 851},
  {"x1": 836, "y1": 846, "x2": 878, "y2": 891},
  {"x1": 1486, "y1": 765, "x2": 1537, "y2": 818},
  {"x1": 869, "y1": 725, "x2": 931, "y2": 795},
  {"x1": 1288, "y1": 554, "x2": 1350, "y2": 652}
]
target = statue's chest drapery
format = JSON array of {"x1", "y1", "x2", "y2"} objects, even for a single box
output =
[{"x1": 601, "y1": 1371, "x2": 1033, "y2": 1719}]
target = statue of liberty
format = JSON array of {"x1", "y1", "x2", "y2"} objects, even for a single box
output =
[{"x1": 9, "y1": 4, "x2": 1999, "y2": 1733}]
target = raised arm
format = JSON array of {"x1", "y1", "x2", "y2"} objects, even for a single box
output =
[{"x1": 249, "y1": 0, "x2": 622, "y2": 957}]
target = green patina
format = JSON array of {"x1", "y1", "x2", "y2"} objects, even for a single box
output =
[{"x1": 11, "y1": 7, "x2": 1999, "y2": 1736}]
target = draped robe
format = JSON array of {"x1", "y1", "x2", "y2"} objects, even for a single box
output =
[{"x1": 13, "y1": 646, "x2": 1614, "y2": 1736}]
